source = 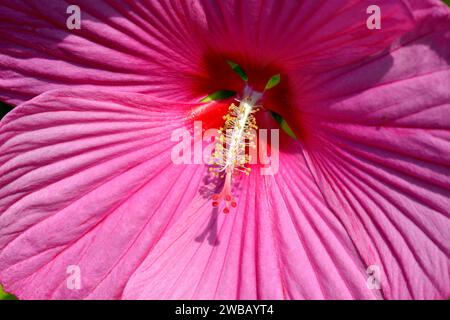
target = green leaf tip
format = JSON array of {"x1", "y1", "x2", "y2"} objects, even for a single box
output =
[
  {"x1": 0, "y1": 285, "x2": 17, "y2": 300},
  {"x1": 265, "y1": 74, "x2": 281, "y2": 90},
  {"x1": 200, "y1": 90, "x2": 236, "y2": 103},
  {"x1": 271, "y1": 111, "x2": 297, "y2": 140},
  {"x1": 226, "y1": 60, "x2": 248, "y2": 81}
]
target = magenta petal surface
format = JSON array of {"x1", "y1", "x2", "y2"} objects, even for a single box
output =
[
  {"x1": 0, "y1": 90, "x2": 203, "y2": 299},
  {"x1": 0, "y1": 0, "x2": 448, "y2": 301},
  {"x1": 0, "y1": 1, "x2": 207, "y2": 104},
  {"x1": 0, "y1": 0, "x2": 416, "y2": 105},
  {"x1": 202, "y1": 0, "x2": 414, "y2": 70},
  {"x1": 123, "y1": 136, "x2": 378, "y2": 300},
  {"x1": 297, "y1": 8, "x2": 450, "y2": 299}
]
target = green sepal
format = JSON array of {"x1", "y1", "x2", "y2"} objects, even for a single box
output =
[
  {"x1": 265, "y1": 74, "x2": 281, "y2": 90},
  {"x1": 271, "y1": 111, "x2": 297, "y2": 140},
  {"x1": 226, "y1": 60, "x2": 248, "y2": 81},
  {"x1": 200, "y1": 90, "x2": 236, "y2": 102}
]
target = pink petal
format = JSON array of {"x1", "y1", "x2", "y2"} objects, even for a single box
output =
[
  {"x1": 123, "y1": 134, "x2": 378, "y2": 300},
  {"x1": 1, "y1": 1, "x2": 416, "y2": 106},
  {"x1": 194, "y1": 0, "x2": 417, "y2": 114},
  {"x1": 0, "y1": 89, "x2": 203, "y2": 299},
  {"x1": 297, "y1": 9, "x2": 450, "y2": 299},
  {"x1": 294, "y1": 0, "x2": 450, "y2": 113},
  {"x1": 202, "y1": 0, "x2": 414, "y2": 71},
  {"x1": 0, "y1": 1, "x2": 207, "y2": 104}
]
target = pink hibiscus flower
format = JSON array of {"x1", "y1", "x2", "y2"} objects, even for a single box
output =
[{"x1": 0, "y1": 0, "x2": 449, "y2": 300}]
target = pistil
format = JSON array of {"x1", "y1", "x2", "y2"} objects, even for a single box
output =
[{"x1": 210, "y1": 86, "x2": 262, "y2": 213}]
